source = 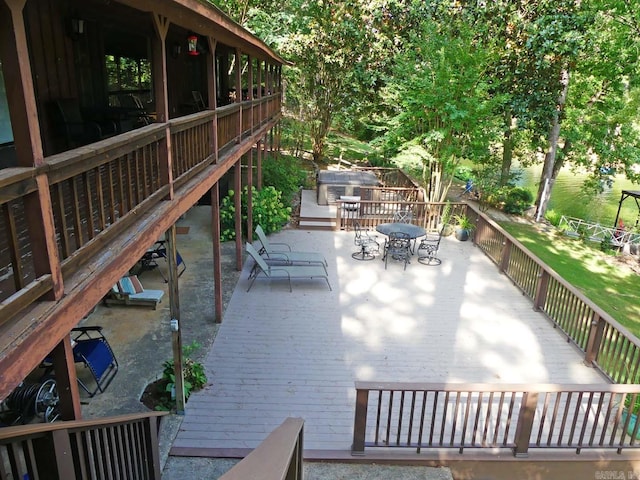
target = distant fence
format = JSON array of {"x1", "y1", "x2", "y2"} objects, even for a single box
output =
[{"x1": 559, "y1": 216, "x2": 640, "y2": 247}]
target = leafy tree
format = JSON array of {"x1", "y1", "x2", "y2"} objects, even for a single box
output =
[{"x1": 378, "y1": 15, "x2": 502, "y2": 201}]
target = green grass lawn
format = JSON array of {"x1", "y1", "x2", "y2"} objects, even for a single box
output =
[{"x1": 499, "y1": 221, "x2": 640, "y2": 338}]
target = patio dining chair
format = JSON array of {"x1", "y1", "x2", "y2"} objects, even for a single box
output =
[
  {"x1": 392, "y1": 208, "x2": 413, "y2": 223},
  {"x1": 384, "y1": 231, "x2": 411, "y2": 270},
  {"x1": 417, "y1": 228, "x2": 444, "y2": 266},
  {"x1": 352, "y1": 221, "x2": 380, "y2": 261},
  {"x1": 246, "y1": 243, "x2": 332, "y2": 292}
]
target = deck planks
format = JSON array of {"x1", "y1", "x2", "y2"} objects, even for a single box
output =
[{"x1": 172, "y1": 229, "x2": 606, "y2": 454}]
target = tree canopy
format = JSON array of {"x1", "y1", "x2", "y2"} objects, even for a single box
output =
[{"x1": 211, "y1": 0, "x2": 640, "y2": 219}]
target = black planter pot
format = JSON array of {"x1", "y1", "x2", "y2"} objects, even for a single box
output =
[{"x1": 455, "y1": 228, "x2": 469, "y2": 241}]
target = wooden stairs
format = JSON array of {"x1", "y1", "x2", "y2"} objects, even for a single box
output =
[{"x1": 298, "y1": 190, "x2": 337, "y2": 231}]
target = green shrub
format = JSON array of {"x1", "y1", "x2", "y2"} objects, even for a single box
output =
[
  {"x1": 544, "y1": 209, "x2": 561, "y2": 226},
  {"x1": 219, "y1": 186, "x2": 291, "y2": 241},
  {"x1": 454, "y1": 166, "x2": 474, "y2": 181},
  {"x1": 600, "y1": 233, "x2": 615, "y2": 253},
  {"x1": 263, "y1": 155, "x2": 309, "y2": 204},
  {"x1": 501, "y1": 187, "x2": 533, "y2": 215}
]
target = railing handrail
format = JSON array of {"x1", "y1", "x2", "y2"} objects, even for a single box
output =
[
  {"x1": 352, "y1": 382, "x2": 640, "y2": 456},
  {"x1": 0, "y1": 410, "x2": 168, "y2": 441},
  {"x1": 469, "y1": 203, "x2": 640, "y2": 382},
  {"x1": 471, "y1": 206, "x2": 626, "y2": 333},
  {"x1": 219, "y1": 417, "x2": 304, "y2": 480},
  {"x1": 355, "y1": 381, "x2": 640, "y2": 394},
  {"x1": 0, "y1": 411, "x2": 168, "y2": 480}
]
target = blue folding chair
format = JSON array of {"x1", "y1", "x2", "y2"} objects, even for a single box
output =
[{"x1": 71, "y1": 326, "x2": 119, "y2": 397}]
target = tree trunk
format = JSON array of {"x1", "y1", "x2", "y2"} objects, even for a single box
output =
[
  {"x1": 535, "y1": 68, "x2": 570, "y2": 222},
  {"x1": 500, "y1": 110, "x2": 514, "y2": 186}
]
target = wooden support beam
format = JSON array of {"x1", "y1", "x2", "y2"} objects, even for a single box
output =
[
  {"x1": 166, "y1": 225, "x2": 185, "y2": 414},
  {"x1": 212, "y1": 183, "x2": 223, "y2": 323},
  {"x1": 1, "y1": 0, "x2": 44, "y2": 167},
  {"x1": 23, "y1": 176, "x2": 63, "y2": 300},
  {"x1": 235, "y1": 47, "x2": 242, "y2": 144},
  {"x1": 246, "y1": 148, "x2": 253, "y2": 240},
  {"x1": 49, "y1": 336, "x2": 82, "y2": 421},
  {"x1": 257, "y1": 138, "x2": 263, "y2": 190},
  {"x1": 234, "y1": 158, "x2": 243, "y2": 271}
]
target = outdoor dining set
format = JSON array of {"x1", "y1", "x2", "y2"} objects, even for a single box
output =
[
  {"x1": 352, "y1": 214, "x2": 444, "y2": 269},
  {"x1": 243, "y1": 210, "x2": 445, "y2": 292}
]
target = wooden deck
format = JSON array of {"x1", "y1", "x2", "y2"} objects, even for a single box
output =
[{"x1": 170, "y1": 228, "x2": 607, "y2": 457}]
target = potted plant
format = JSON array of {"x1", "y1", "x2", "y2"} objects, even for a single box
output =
[
  {"x1": 621, "y1": 393, "x2": 640, "y2": 439},
  {"x1": 453, "y1": 214, "x2": 475, "y2": 241}
]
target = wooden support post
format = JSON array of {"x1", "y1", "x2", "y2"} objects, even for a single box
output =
[
  {"x1": 151, "y1": 14, "x2": 174, "y2": 199},
  {"x1": 513, "y1": 391, "x2": 538, "y2": 457},
  {"x1": 51, "y1": 429, "x2": 76, "y2": 479},
  {"x1": 247, "y1": 148, "x2": 254, "y2": 239},
  {"x1": 257, "y1": 138, "x2": 263, "y2": 190},
  {"x1": 533, "y1": 270, "x2": 550, "y2": 311},
  {"x1": 212, "y1": 184, "x2": 223, "y2": 323},
  {"x1": 235, "y1": 48, "x2": 242, "y2": 143},
  {"x1": 351, "y1": 387, "x2": 369, "y2": 455},
  {"x1": 207, "y1": 37, "x2": 218, "y2": 161},
  {"x1": 584, "y1": 313, "x2": 605, "y2": 367},
  {"x1": 234, "y1": 158, "x2": 243, "y2": 271},
  {"x1": 50, "y1": 336, "x2": 82, "y2": 421},
  {"x1": 1, "y1": 0, "x2": 44, "y2": 167},
  {"x1": 499, "y1": 239, "x2": 512, "y2": 273},
  {"x1": 24, "y1": 176, "x2": 64, "y2": 300},
  {"x1": 248, "y1": 56, "x2": 254, "y2": 132},
  {"x1": 166, "y1": 225, "x2": 185, "y2": 414}
]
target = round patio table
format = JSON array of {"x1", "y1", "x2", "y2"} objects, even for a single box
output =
[{"x1": 375, "y1": 222, "x2": 426, "y2": 239}]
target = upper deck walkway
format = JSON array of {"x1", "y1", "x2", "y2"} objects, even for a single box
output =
[{"x1": 171, "y1": 227, "x2": 606, "y2": 457}]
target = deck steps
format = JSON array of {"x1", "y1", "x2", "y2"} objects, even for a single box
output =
[
  {"x1": 298, "y1": 189, "x2": 337, "y2": 231},
  {"x1": 298, "y1": 216, "x2": 336, "y2": 231}
]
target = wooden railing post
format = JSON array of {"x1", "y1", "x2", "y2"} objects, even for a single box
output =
[
  {"x1": 352, "y1": 386, "x2": 369, "y2": 455},
  {"x1": 51, "y1": 429, "x2": 76, "y2": 479},
  {"x1": 584, "y1": 313, "x2": 605, "y2": 367},
  {"x1": 499, "y1": 238, "x2": 512, "y2": 273},
  {"x1": 533, "y1": 270, "x2": 550, "y2": 311},
  {"x1": 513, "y1": 391, "x2": 538, "y2": 457}
]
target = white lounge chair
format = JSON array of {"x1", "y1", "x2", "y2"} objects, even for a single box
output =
[
  {"x1": 104, "y1": 275, "x2": 164, "y2": 309},
  {"x1": 246, "y1": 243, "x2": 331, "y2": 292},
  {"x1": 255, "y1": 225, "x2": 327, "y2": 267}
]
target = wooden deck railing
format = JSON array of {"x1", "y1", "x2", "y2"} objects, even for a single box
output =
[
  {"x1": 471, "y1": 205, "x2": 640, "y2": 384},
  {"x1": 352, "y1": 382, "x2": 640, "y2": 456},
  {"x1": 0, "y1": 411, "x2": 167, "y2": 480},
  {"x1": 0, "y1": 94, "x2": 280, "y2": 322},
  {"x1": 336, "y1": 200, "x2": 467, "y2": 231},
  {"x1": 219, "y1": 417, "x2": 304, "y2": 480}
]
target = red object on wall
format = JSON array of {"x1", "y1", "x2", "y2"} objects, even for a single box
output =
[{"x1": 187, "y1": 35, "x2": 199, "y2": 56}]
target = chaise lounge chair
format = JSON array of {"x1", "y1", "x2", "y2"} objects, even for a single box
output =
[
  {"x1": 255, "y1": 225, "x2": 327, "y2": 267},
  {"x1": 246, "y1": 243, "x2": 332, "y2": 292},
  {"x1": 104, "y1": 275, "x2": 165, "y2": 309}
]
